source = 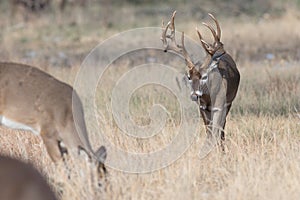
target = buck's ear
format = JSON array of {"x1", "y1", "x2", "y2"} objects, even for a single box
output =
[
  {"x1": 95, "y1": 146, "x2": 107, "y2": 163},
  {"x1": 184, "y1": 71, "x2": 190, "y2": 79}
]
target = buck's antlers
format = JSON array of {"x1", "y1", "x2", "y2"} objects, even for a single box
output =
[
  {"x1": 161, "y1": 11, "x2": 195, "y2": 70},
  {"x1": 196, "y1": 13, "x2": 224, "y2": 55}
]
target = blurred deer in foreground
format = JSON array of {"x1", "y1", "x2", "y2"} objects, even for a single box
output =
[
  {"x1": 0, "y1": 155, "x2": 58, "y2": 200},
  {"x1": 0, "y1": 62, "x2": 107, "y2": 185},
  {"x1": 161, "y1": 11, "x2": 240, "y2": 156}
]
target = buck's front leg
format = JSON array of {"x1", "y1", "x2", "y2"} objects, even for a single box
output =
[
  {"x1": 199, "y1": 102, "x2": 226, "y2": 158},
  {"x1": 210, "y1": 107, "x2": 227, "y2": 149},
  {"x1": 209, "y1": 78, "x2": 228, "y2": 151},
  {"x1": 198, "y1": 77, "x2": 227, "y2": 157},
  {"x1": 199, "y1": 105, "x2": 211, "y2": 134}
]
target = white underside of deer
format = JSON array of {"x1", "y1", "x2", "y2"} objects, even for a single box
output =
[{"x1": 0, "y1": 116, "x2": 40, "y2": 135}]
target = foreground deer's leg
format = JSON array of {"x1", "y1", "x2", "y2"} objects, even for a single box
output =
[
  {"x1": 40, "y1": 126, "x2": 62, "y2": 162},
  {"x1": 41, "y1": 126, "x2": 72, "y2": 179},
  {"x1": 95, "y1": 146, "x2": 107, "y2": 186}
]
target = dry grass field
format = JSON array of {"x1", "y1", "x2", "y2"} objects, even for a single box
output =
[{"x1": 0, "y1": 1, "x2": 299, "y2": 200}]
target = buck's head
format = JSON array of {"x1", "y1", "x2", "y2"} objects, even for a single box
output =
[
  {"x1": 161, "y1": 11, "x2": 202, "y2": 102},
  {"x1": 161, "y1": 12, "x2": 224, "y2": 102},
  {"x1": 187, "y1": 66, "x2": 202, "y2": 101}
]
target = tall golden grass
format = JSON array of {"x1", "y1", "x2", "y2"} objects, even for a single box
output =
[{"x1": 0, "y1": 113, "x2": 299, "y2": 199}]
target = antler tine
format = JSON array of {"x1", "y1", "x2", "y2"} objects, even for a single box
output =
[
  {"x1": 169, "y1": 11, "x2": 180, "y2": 48},
  {"x1": 161, "y1": 11, "x2": 195, "y2": 70},
  {"x1": 161, "y1": 11, "x2": 180, "y2": 52},
  {"x1": 202, "y1": 22, "x2": 218, "y2": 43},
  {"x1": 208, "y1": 13, "x2": 221, "y2": 40},
  {"x1": 169, "y1": 10, "x2": 176, "y2": 32},
  {"x1": 181, "y1": 32, "x2": 194, "y2": 69},
  {"x1": 161, "y1": 20, "x2": 170, "y2": 50},
  {"x1": 196, "y1": 28, "x2": 210, "y2": 53}
]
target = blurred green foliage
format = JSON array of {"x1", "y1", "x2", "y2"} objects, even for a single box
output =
[
  {"x1": 1, "y1": 0, "x2": 299, "y2": 18},
  {"x1": 122, "y1": 0, "x2": 299, "y2": 16}
]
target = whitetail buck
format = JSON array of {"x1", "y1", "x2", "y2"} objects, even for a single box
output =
[
  {"x1": 0, "y1": 62, "x2": 106, "y2": 180},
  {"x1": 0, "y1": 155, "x2": 58, "y2": 200},
  {"x1": 161, "y1": 11, "x2": 240, "y2": 156}
]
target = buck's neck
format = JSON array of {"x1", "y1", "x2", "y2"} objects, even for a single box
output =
[{"x1": 212, "y1": 48, "x2": 226, "y2": 60}]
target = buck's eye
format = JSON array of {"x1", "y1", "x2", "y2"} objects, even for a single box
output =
[{"x1": 202, "y1": 74, "x2": 208, "y2": 80}]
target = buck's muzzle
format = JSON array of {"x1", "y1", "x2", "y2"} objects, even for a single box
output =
[
  {"x1": 191, "y1": 93, "x2": 198, "y2": 101},
  {"x1": 191, "y1": 90, "x2": 202, "y2": 101}
]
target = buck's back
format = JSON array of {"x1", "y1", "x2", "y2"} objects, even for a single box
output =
[{"x1": 218, "y1": 54, "x2": 240, "y2": 102}]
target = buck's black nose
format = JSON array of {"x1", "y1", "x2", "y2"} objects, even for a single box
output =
[{"x1": 191, "y1": 93, "x2": 198, "y2": 101}]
